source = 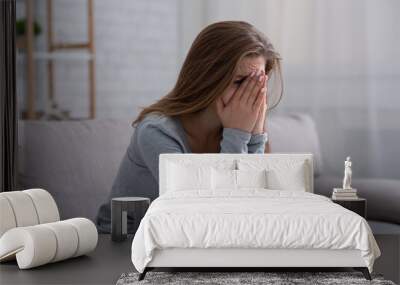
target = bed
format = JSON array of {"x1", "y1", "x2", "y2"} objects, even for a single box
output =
[{"x1": 131, "y1": 154, "x2": 380, "y2": 280}]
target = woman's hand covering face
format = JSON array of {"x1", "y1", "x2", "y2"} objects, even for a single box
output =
[
  {"x1": 216, "y1": 69, "x2": 267, "y2": 133},
  {"x1": 251, "y1": 73, "x2": 268, "y2": 135}
]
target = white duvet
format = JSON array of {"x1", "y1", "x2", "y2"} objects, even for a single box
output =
[{"x1": 131, "y1": 190, "x2": 380, "y2": 273}]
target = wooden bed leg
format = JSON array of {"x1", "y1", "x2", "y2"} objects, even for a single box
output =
[
  {"x1": 354, "y1": 267, "x2": 372, "y2": 280},
  {"x1": 138, "y1": 268, "x2": 148, "y2": 281},
  {"x1": 361, "y1": 268, "x2": 372, "y2": 281}
]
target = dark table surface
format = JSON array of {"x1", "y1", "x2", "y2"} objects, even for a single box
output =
[{"x1": 0, "y1": 234, "x2": 134, "y2": 285}]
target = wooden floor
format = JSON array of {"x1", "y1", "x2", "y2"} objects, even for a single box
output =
[
  {"x1": 0, "y1": 231, "x2": 398, "y2": 284},
  {"x1": 0, "y1": 234, "x2": 134, "y2": 285}
]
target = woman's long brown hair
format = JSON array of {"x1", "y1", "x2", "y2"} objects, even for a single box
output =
[{"x1": 133, "y1": 21, "x2": 282, "y2": 126}]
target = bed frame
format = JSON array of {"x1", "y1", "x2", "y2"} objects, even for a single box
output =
[
  {"x1": 138, "y1": 154, "x2": 372, "y2": 281},
  {"x1": 140, "y1": 248, "x2": 371, "y2": 280}
]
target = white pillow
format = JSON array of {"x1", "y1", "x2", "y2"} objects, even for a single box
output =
[
  {"x1": 211, "y1": 168, "x2": 268, "y2": 190},
  {"x1": 167, "y1": 162, "x2": 212, "y2": 192},
  {"x1": 237, "y1": 159, "x2": 308, "y2": 192},
  {"x1": 236, "y1": 169, "x2": 268, "y2": 188},
  {"x1": 266, "y1": 165, "x2": 306, "y2": 191},
  {"x1": 212, "y1": 168, "x2": 237, "y2": 190}
]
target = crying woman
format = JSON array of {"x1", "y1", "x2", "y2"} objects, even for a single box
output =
[{"x1": 96, "y1": 21, "x2": 283, "y2": 233}]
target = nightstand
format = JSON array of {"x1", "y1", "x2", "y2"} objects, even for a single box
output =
[
  {"x1": 332, "y1": 198, "x2": 367, "y2": 218},
  {"x1": 111, "y1": 197, "x2": 150, "y2": 242}
]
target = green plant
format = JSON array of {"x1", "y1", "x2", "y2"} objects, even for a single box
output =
[{"x1": 16, "y1": 19, "x2": 42, "y2": 37}]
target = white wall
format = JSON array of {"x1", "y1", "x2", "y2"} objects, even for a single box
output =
[
  {"x1": 16, "y1": 0, "x2": 400, "y2": 179},
  {"x1": 182, "y1": 0, "x2": 400, "y2": 179},
  {"x1": 17, "y1": 0, "x2": 179, "y2": 120}
]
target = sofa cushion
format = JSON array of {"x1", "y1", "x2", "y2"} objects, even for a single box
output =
[
  {"x1": 268, "y1": 113, "x2": 323, "y2": 176},
  {"x1": 18, "y1": 120, "x2": 132, "y2": 221},
  {"x1": 315, "y1": 175, "x2": 400, "y2": 224}
]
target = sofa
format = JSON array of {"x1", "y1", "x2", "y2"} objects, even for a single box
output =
[{"x1": 17, "y1": 113, "x2": 400, "y2": 226}]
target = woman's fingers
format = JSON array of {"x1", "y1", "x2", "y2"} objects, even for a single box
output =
[
  {"x1": 264, "y1": 74, "x2": 269, "y2": 106},
  {"x1": 247, "y1": 72, "x2": 265, "y2": 106},
  {"x1": 240, "y1": 71, "x2": 261, "y2": 105},
  {"x1": 254, "y1": 74, "x2": 268, "y2": 110},
  {"x1": 219, "y1": 70, "x2": 268, "y2": 133},
  {"x1": 222, "y1": 91, "x2": 234, "y2": 106},
  {"x1": 240, "y1": 71, "x2": 260, "y2": 104},
  {"x1": 253, "y1": 86, "x2": 266, "y2": 112},
  {"x1": 234, "y1": 70, "x2": 255, "y2": 103}
]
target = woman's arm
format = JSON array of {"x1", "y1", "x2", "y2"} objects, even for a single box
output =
[
  {"x1": 220, "y1": 128, "x2": 252, "y2": 153},
  {"x1": 264, "y1": 141, "x2": 271, "y2": 153},
  {"x1": 248, "y1": 133, "x2": 268, "y2": 153},
  {"x1": 137, "y1": 123, "x2": 260, "y2": 183},
  {"x1": 136, "y1": 124, "x2": 184, "y2": 183}
]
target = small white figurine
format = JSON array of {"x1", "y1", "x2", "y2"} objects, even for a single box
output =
[{"x1": 342, "y1": 156, "x2": 352, "y2": 190}]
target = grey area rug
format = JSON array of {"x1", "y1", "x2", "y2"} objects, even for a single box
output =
[{"x1": 116, "y1": 272, "x2": 396, "y2": 285}]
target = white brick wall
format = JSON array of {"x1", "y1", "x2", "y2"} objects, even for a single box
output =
[{"x1": 17, "y1": 0, "x2": 179, "y2": 119}]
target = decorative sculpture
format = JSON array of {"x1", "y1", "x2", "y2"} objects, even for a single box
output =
[{"x1": 342, "y1": 156, "x2": 352, "y2": 190}]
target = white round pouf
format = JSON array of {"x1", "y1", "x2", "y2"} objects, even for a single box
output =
[
  {"x1": 0, "y1": 226, "x2": 57, "y2": 269},
  {"x1": 42, "y1": 221, "x2": 79, "y2": 262},
  {"x1": 0, "y1": 189, "x2": 98, "y2": 269},
  {"x1": 1, "y1": 191, "x2": 39, "y2": 227},
  {"x1": 23, "y1": 188, "x2": 60, "y2": 223},
  {"x1": 0, "y1": 218, "x2": 98, "y2": 269},
  {"x1": 64, "y1": 218, "x2": 98, "y2": 257},
  {"x1": 0, "y1": 196, "x2": 17, "y2": 237}
]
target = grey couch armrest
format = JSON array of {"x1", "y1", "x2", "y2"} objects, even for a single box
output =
[{"x1": 314, "y1": 175, "x2": 400, "y2": 225}]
